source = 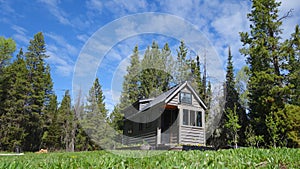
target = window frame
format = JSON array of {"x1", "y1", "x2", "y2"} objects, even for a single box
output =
[
  {"x1": 183, "y1": 109, "x2": 189, "y2": 125},
  {"x1": 196, "y1": 111, "x2": 202, "y2": 127},
  {"x1": 182, "y1": 108, "x2": 203, "y2": 128},
  {"x1": 179, "y1": 92, "x2": 192, "y2": 104}
]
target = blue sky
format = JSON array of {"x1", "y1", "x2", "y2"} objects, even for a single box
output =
[{"x1": 1, "y1": 0, "x2": 299, "y2": 112}]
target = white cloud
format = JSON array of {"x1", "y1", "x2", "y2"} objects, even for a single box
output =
[
  {"x1": 86, "y1": 0, "x2": 103, "y2": 13},
  {"x1": 12, "y1": 34, "x2": 29, "y2": 45},
  {"x1": 105, "y1": 0, "x2": 148, "y2": 15},
  {"x1": 71, "y1": 0, "x2": 300, "y2": 110},
  {"x1": 38, "y1": 0, "x2": 72, "y2": 26},
  {"x1": 0, "y1": 0, "x2": 14, "y2": 14},
  {"x1": 76, "y1": 34, "x2": 90, "y2": 43},
  {"x1": 44, "y1": 32, "x2": 77, "y2": 77},
  {"x1": 11, "y1": 25, "x2": 27, "y2": 35},
  {"x1": 10, "y1": 25, "x2": 30, "y2": 48},
  {"x1": 46, "y1": 51, "x2": 74, "y2": 76},
  {"x1": 278, "y1": 0, "x2": 300, "y2": 40},
  {"x1": 45, "y1": 32, "x2": 78, "y2": 56}
]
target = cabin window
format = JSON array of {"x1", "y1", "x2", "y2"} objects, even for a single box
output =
[
  {"x1": 196, "y1": 111, "x2": 202, "y2": 127},
  {"x1": 180, "y1": 92, "x2": 192, "y2": 104},
  {"x1": 190, "y1": 110, "x2": 195, "y2": 126},
  {"x1": 183, "y1": 109, "x2": 189, "y2": 125},
  {"x1": 182, "y1": 109, "x2": 203, "y2": 127}
]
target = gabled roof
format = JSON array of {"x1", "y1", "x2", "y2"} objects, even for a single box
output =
[
  {"x1": 140, "y1": 81, "x2": 207, "y2": 112},
  {"x1": 139, "y1": 84, "x2": 181, "y2": 112},
  {"x1": 125, "y1": 81, "x2": 207, "y2": 119}
]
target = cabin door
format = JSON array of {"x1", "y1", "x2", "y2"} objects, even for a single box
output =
[{"x1": 161, "y1": 108, "x2": 178, "y2": 144}]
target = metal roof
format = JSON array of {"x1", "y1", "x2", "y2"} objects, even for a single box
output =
[{"x1": 126, "y1": 81, "x2": 207, "y2": 119}]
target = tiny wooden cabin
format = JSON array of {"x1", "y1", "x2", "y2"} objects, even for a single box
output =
[{"x1": 122, "y1": 81, "x2": 207, "y2": 147}]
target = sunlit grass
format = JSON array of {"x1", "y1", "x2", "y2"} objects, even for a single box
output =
[{"x1": 0, "y1": 148, "x2": 299, "y2": 168}]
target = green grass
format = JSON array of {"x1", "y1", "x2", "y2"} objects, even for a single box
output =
[{"x1": 0, "y1": 148, "x2": 299, "y2": 168}]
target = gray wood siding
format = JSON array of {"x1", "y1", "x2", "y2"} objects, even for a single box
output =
[
  {"x1": 181, "y1": 87, "x2": 190, "y2": 93},
  {"x1": 192, "y1": 94, "x2": 201, "y2": 108},
  {"x1": 124, "y1": 130, "x2": 157, "y2": 146},
  {"x1": 180, "y1": 125, "x2": 205, "y2": 145},
  {"x1": 168, "y1": 94, "x2": 179, "y2": 105},
  {"x1": 168, "y1": 86, "x2": 201, "y2": 108}
]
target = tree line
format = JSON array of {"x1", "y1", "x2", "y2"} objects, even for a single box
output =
[
  {"x1": 112, "y1": 0, "x2": 300, "y2": 148},
  {"x1": 0, "y1": 32, "x2": 113, "y2": 152},
  {"x1": 0, "y1": 0, "x2": 299, "y2": 152}
]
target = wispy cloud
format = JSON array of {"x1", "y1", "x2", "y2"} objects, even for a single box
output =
[
  {"x1": 11, "y1": 25, "x2": 30, "y2": 48},
  {"x1": 86, "y1": 0, "x2": 103, "y2": 13},
  {"x1": 0, "y1": 0, "x2": 15, "y2": 15},
  {"x1": 76, "y1": 34, "x2": 90, "y2": 43},
  {"x1": 45, "y1": 32, "x2": 77, "y2": 76},
  {"x1": 46, "y1": 50, "x2": 74, "y2": 76},
  {"x1": 11, "y1": 25, "x2": 27, "y2": 35},
  {"x1": 38, "y1": 0, "x2": 72, "y2": 26},
  {"x1": 46, "y1": 32, "x2": 77, "y2": 55},
  {"x1": 279, "y1": 0, "x2": 300, "y2": 40},
  {"x1": 105, "y1": 0, "x2": 149, "y2": 14}
]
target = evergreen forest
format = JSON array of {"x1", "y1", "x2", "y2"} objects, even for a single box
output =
[{"x1": 0, "y1": 0, "x2": 299, "y2": 152}]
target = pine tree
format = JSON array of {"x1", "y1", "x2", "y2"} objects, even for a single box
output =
[
  {"x1": 225, "y1": 47, "x2": 239, "y2": 111},
  {"x1": 286, "y1": 25, "x2": 300, "y2": 105},
  {"x1": 140, "y1": 42, "x2": 161, "y2": 98},
  {"x1": 225, "y1": 104, "x2": 241, "y2": 148},
  {"x1": 280, "y1": 25, "x2": 300, "y2": 147},
  {"x1": 81, "y1": 78, "x2": 113, "y2": 149},
  {"x1": 0, "y1": 37, "x2": 15, "y2": 71},
  {"x1": 235, "y1": 66, "x2": 250, "y2": 111},
  {"x1": 24, "y1": 32, "x2": 53, "y2": 151},
  {"x1": 0, "y1": 37, "x2": 16, "y2": 116},
  {"x1": 109, "y1": 105, "x2": 123, "y2": 132},
  {"x1": 41, "y1": 94, "x2": 60, "y2": 150},
  {"x1": 205, "y1": 81, "x2": 212, "y2": 115},
  {"x1": 159, "y1": 43, "x2": 173, "y2": 91},
  {"x1": 140, "y1": 42, "x2": 173, "y2": 98},
  {"x1": 240, "y1": 0, "x2": 289, "y2": 146},
  {"x1": 120, "y1": 45, "x2": 140, "y2": 109},
  {"x1": 57, "y1": 90, "x2": 74, "y2": 151},
  {"x1": 0, "y1": 49, "x2": 30, "y2": 151},
  {"x1": 174, "y1": 40, "x2": 190, "y2": 84},
  {"x1": 190, "y1": 55, "x2": 202, "y2": 95}
]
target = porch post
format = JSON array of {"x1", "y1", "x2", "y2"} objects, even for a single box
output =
[
  {"x1": 178, "y1": 107, "x2": 182, "y2": 144},
  {"x1": 202, "y1": 109, "x2": 206, "y2": 145},
  {"x1": 157, "y1": 127, "x2": 161, "y2": 146}
]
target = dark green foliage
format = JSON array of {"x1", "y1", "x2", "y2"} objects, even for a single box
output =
[
  {"x1": 0, "y1": 33, "x2": 96, "y2": 152},
  {"x1": 210, "y1": 47, "x2": 247, "y2": 147},
  {"x1": 41, "y1": 94, "x2": 61, "y2": 150},
  {"x1": 239, "y1": 0, "x2": 296, "y2": 147},
  {"x1": 0, "y1": 37, "x2": 16, "y2": 70},
  {"x1": 109, "y1": 105, "x2": 123, "y2": 132},
  {"x1": 282, "y1": 104, "x2": 300, "y2": 147},
  {"x1": 174, "y1": 40, "x2": 190, "y2": 84},
  {"x1": 80, "y1": 78, "x2": 114, "y2": 150},
  {"x1": 57, "y1": 90, "x2": 79, "y2": 152},
  {"x1": 23, "y1": 32, "x2": 53, "y2": 151},
  {"x1": 120, "y1": 45, "x2": 140, "y2": 109},
  {"x1": 140, "y1": 42, "x2": 172, "y2": 98},
  {"x1": 225, "y1": 104, "x2": 241, "y2": 148},
  {"x1": 0, "y1": 49, "x2": 29, "y2": 151},
  {"x1": 285, "y1": 25, "x2": 300, "y2": 106},
  {"x1": 0, "y1": 37, "x2": 16, "y2": 116}
]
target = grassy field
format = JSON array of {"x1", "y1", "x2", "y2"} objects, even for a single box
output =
[{"x1": 0, "y1": 148, "x2": 299, "y2": 168}]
